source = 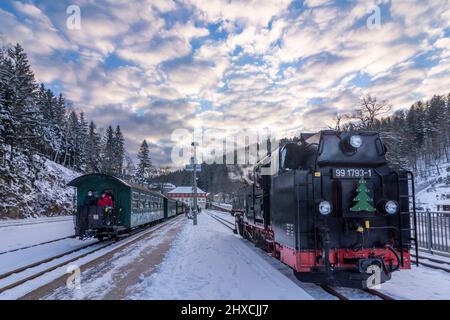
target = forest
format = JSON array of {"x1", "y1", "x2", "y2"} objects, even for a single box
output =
[
  {"x1": 335, "y1": 93, "x2": 450, "y2": 177},
  {"x1": 0, "y1": 44, "x2": 155, "y2": 187}
]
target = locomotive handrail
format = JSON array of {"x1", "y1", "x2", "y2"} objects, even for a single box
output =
[
  {"x1": 392, "y1": 171, "x2": 405, "y2": 266},
  {"x1": 405, "y1": 170, "x2": 419, "y2": 266}
]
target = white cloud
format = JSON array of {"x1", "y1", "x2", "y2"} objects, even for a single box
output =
[
  {"x1": 2, "y1": 0, "x2": 450, "y2": 164},
  {"x1": 185, "y1": 0, "x2": 291, "y2": 27},
  {"x1": 304, "y1": 0, "x2": 332, "y2": 7}
]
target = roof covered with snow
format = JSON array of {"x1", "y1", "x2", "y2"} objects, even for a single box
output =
[{"x1": 168, "y1": 186, "x2": 207, "y2": 194}]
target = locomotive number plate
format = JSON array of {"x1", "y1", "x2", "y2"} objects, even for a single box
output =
[{"x1": 333, "y1": 168, "x2": 373, "y2": 179}]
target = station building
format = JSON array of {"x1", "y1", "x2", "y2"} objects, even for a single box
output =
[{"x1": 167, "y1": 186, "x2": 207, "y2": 209}]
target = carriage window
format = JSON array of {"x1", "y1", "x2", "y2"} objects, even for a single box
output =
[
  {"x1": 255, "y1": 169, "x2": 262, "y2": 188},
  {"x1": 139, "y1": 194, "x2": 146, "y2": 209},
  {"x1": 280, "y1": 146, "x2": 287, "y2": 169},
  {"x1": 145, "y1": 195, "x2": 150, "y2": 209}
]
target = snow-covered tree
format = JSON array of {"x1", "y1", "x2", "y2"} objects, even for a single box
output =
[
  {"x1": 3, "y1": 44, "x2": 42, "y2": 155},
  {"x1": 78, "y1": 112, "x2": 88, "y2": 171},
  {"x1": 101, "y1": 126, "x2": 115, "y2": 175},
  {"x1": 85, "y1": 121, "x2": 101, "y2": 173},
  {"x1": 136, "y1": 139, "x2": 153, "y2": 187},
  {"x1": 122, "y1": 152, "x2": 136, "y2": 183},
  {"x1": 113, "y1": 125, "x2": 125, "y2": 177}
]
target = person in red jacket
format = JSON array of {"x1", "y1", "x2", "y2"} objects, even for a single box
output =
[{"x1": 98, "y1": 192, "x2": 113, "y2": 207}]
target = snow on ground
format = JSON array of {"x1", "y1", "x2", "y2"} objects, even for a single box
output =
[
  {"x1": 213, "y1": 203, "x2": 233, "y2": 210},
  {"x1": 43, "y1": 218, "x2": 185, "y2": 300},
  {"x1": 0, "y1": 237, "x2": 98, "y2": 275},
  {"x1": 416, "y1": 161, "x2": 450, "y2": 209},
  {"x1": 0, "y1": 216, "x2": 74, "y2": 253},
  {"x1": 0, "y1": 218, "x2": 183, "y2": 300},
  {"x1": 133, "y1": 210, "x2": 313, "y2": 300},
  {"x1": 378, "y1": 266, "x2": 450, "y2": 300},
  {"x1": 212, "y1": 210, "x2": 235, "y2": 224}
]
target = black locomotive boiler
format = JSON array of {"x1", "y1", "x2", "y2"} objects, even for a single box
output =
[{"x1": 234, "y1": 131, "x2": 418, "y2": 288}]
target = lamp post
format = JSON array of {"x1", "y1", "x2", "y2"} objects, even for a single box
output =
[{"x1": 192, "y1": 142, "x2": 198, "y2": 226}]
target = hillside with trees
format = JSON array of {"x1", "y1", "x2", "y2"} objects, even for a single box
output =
[
  {"x1": 336, "y1": 94, "x2": 450, "y2": 179},
  {"x1": 0, "y1": 43, "x2": 152, "y2": 218}
]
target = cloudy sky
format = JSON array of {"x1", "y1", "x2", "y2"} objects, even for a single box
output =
[{"x1": 0, "y1": 0, "x2": 449, "y2": 165}]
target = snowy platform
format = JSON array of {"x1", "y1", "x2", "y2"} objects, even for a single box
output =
[{"x1": 133, "y1": 210, "x2": 313, "y2": 300}]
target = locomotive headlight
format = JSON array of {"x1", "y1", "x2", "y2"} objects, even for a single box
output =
[
  {"x1": 385, "y1": 201, "x2": 398, "y2": 215},
  {"x1": 349, "y1": 135, "x2": 363, "y2": 149},
  {"x1": 319, "y1": 201, "x2": 332, "y2": 215}
]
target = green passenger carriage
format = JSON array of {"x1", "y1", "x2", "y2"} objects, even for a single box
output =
[{"x1": 68, "y1": 174, "x2": 185, "y2": 240}]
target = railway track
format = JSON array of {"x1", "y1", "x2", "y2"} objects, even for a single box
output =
[
  {"x1": 320, "y1": 285, "x2": 349, "y2": 300},
  {"x1": 0, "y1": 235, "x2": 77, "y2": 256},
  {"x1": 0, "y1": 216, "x2": 182, "y2": 296},
  {"x1": 208, "y1": 212, "x2": 235, "y2": 231},
  {"x1": 321, "y1": 285, "x2": 395, "y2": 300}
]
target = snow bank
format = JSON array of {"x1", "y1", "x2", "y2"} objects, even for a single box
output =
[
  {"x1": 134, "y1": 211, "x2": 313, "y2": 300},
  {"x1": 379, "y1": 266, "x2": 450, "y2": 300},
  {"x1": 0, "y1": 216, "x2": 75, "y2": 254}
]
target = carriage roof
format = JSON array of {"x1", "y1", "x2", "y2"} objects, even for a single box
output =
[{"x1": 68, "y1": 173, "x2": 167, "y2": 198}]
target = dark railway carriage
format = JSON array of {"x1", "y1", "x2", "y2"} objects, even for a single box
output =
[
  {"x1": 69, "y1": 174, "x2": 185, "y2": 240},
  {"x1": 235, "y1": 131, "x2": 418, "y2": 288},
  {"x1": 166, "y1": 198, "x2": 186, "y2": 218}
]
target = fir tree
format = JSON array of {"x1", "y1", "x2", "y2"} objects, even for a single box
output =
[
  {"x1": 122, "y1": 152, "x2": 136, "y2": 183},
  {"x1": 113, "y1": 125, "x2": 125, "y2": 177},
  {"x1": 78, "y1": 112, "x2": 88, "y2": 171},
  {"x1": 136, "y1": 140, "x2": 153, "y2": 187},
  {"x1": 101, "y1": 126, "x2": 115, "y2": 175},
  {"x1": 4, "y1": 44, "x2": 41, "y2": 154},
  {"x1": 85, "y1": 121, "x2": 101, "y2": 173},
  {"x1": 0, "y1": 47, "x2": 12, "y2": 145}
]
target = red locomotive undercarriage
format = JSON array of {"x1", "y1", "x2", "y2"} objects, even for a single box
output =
[{"x1": 242, "y1": 222, "x2": 410, "y2": 279}]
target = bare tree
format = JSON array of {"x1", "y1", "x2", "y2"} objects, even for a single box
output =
[
  {"x1": 328, "y1": 113, "x2": 344, "y2": 131},
  {"x1": 349, "y1": 94, "x2": 392, "y2": 129}
]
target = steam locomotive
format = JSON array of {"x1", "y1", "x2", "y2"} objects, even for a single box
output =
[{"x1": 234, "y1": 131, "x2": 418, "y2": 288}]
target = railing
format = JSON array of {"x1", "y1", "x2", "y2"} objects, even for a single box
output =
[{"x1": 415, "y1": 211, "x2": 450, "y2": 254}]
